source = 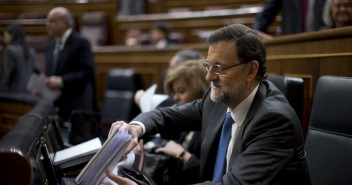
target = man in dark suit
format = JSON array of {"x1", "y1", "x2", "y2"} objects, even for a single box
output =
[
  {"x1": 106, "y1": 24, "x2": 311, "y2": 185},
  {"x1": 45, "y1": 7, "x2": 96, "y2": 124},
  {"x1": 252, "y1": 0, "x2": 305, "y2": 35}
]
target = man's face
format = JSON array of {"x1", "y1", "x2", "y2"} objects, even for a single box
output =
[
  {"x1": 46, "y1": 11, "x2": 66, "y2": 38},
  {"x1": 206, "y1": 41, "x2": 248, "y2": 108}
]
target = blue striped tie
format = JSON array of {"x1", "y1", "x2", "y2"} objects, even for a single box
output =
[{"x1": 212, "y1": 112, "x2": 233, "y2": 182}]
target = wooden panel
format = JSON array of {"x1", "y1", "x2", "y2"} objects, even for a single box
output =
[
  {"x1": 93, "y1": 44, "x2": 209, "y2": 106},
  {"x1": 116, "y1": 6, "x2": 281, "y2": 44},
  {"x1": 161, "y1": 0, "x2": 264, "y2": 12},
  {"x1": 0, "y1": 1, "x2": 117, "y2": 44},
  {"x1": 265, "y1": 26, "x2": 352, "y2": 55},
  {"x1": 0, "y1": 101, "x2": 33, "y2": 138}
]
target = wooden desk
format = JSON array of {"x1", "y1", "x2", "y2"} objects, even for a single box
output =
[
  {"x1": 0, "y1": 93, "x2": 40, "y2": 138},
  {"x1": 264, "y1": 26, "x2": 352, "y2": 135},
  {"x1": 0, "y1": 98, "x2": 56, "y2": 185},
  {"x1": 0, "y1": 0, "x2": 117, "y2": 43},
  {"x1": 146, "y1": 0, "x2": 264, "y2": 13},
  {"x1": 116, "y1": 6, "x2": 281, "y2": 44}
]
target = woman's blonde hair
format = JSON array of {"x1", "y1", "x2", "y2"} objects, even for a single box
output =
[{"x1": 164, "y1": 59, "x2": 209, "y2": 99}]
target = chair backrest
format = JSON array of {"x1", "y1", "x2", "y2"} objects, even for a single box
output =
[
  {"x1": 0, "y1": 98, "x2": 58, "y2": 185},
  {"x1": 304, "y1": 76, "x2": 352, "y2": 185},
  {"x1": 80, "y1": 11, "x2": 110, "y2": 46},
  {"x1": 267, "y1": 75, "x2": 304, "y2": 122},
  {"x1": 18, "y1": 12, "x2": 46, "y2": 19},
  {"x1": 100, "y1": 69, "x2": 141, "y2": 125}
]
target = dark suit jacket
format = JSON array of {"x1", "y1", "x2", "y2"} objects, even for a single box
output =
[
  {"x1": 133, "y1": 80, "x2": 311, "y2": 185},
  {"x1": 45, "y1": 31, "x2": 96, "y2": 121},
  {"x1": 0, "y1": 44, "x2": 37, "y2": 94},
  {"x1": 253, "y1": 0, "x2": 304, "y2": 35}
]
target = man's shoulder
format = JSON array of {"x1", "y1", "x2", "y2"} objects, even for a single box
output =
[{"x1": 69, "y1": 31, "x2": 90, "y2": 43}]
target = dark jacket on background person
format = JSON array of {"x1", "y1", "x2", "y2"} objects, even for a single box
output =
[
  {"x1": 0, "y1": 44, "x2": 37, "y2": 94},
  {"x1": 45, "y1": 31, "x2": 96, "y2": 122}
]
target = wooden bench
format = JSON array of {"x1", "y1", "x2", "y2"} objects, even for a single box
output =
[
  {"x1": 0, "y1": 93, "x2": 40, "y2": 138},
  {"x1": 146, "y1": 0, "x2": 264, "y2": 13},
  {"x1": 0, "y1": 0, "x2": 117, "y2": 44},
  {"x1": 116, "y1": 6, "x2": 281, "y2": 44},
  {"x1": 0, "y1": 98, "x2": 57, "y2": 185}
]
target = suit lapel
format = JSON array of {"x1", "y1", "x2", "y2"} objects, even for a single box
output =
[
  {"x1": 56, "y1": 33, "x2": 73, "y2": 74},
  {"x1": 46, "y1": 41, "x2": 56, "y2": 75},
  {"x1": 228, "y1": 83, "x2": 266, "y2": 169},
  {"x1": 200, "y1": 92, "x2": 227, "y2": 179}
]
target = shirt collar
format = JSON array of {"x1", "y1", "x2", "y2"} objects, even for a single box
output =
[
  {"x1": 156, "y1": 39, "x2": 168, "y2": 49},
  {"x1": 57, "y1": 28, "x2": 72, "y2": 49},
  {"x1": 228, "y1": 84, "x2": 259, "y2": 126}
]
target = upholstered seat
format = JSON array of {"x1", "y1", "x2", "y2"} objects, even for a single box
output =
[
  {"x1": 305, "y1": 76, "x2": 352, "y2": 185},
  {"x1": 80, "y1": 11, "x2": 110, "y2": 46},
  {"x1": 100, "y1": 69, "x2": 142, "y2": 139},
  {"x1": 267, "y1": 75, "x2": 304, "y2": 122}
]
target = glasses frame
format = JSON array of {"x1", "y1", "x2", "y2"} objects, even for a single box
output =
[{"x1": 203, "y1": 61, "x2": 247, "y2": 75}]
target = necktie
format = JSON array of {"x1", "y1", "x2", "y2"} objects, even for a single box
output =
[
  {"x1": 53, "y1": 40, "x2": 61, "y2": 73},
  {"x1": 212, "y1": 112, "x2": 234, "y2": 182}
]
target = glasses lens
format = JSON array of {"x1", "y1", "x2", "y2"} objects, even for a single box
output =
[
  {"x1": 214, "y1": 65, "x2": 222, "y2": 74},
  {"x1": 203, "y1": 62, "x2": 210, "y2": 71}
]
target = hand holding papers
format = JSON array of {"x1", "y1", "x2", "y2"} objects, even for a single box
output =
[
  {"x1": 27, "y1": 73, "x2": 61, "y2": 101},
  {"x1": 75, "y1": 127, "x2": 132, "y2": 185}
]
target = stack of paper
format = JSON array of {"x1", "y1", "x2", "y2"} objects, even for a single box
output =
[
  {"x1": 54, "y1": 137, "x2": 102, "y2": 169},
  {"x1": 75, "y1": 127, "x2": 132, "y2": 185}
]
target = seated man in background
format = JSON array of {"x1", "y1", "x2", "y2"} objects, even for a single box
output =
[
  {"x1": 148, "y1": 21, "x2": 172, "y2": 49},
  {"x1": 107, "y1": 24, "x2": 311, "y2": 185}
]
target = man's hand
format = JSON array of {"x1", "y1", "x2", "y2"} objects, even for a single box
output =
[
  {"x1": 46, "y1": 76, "x2": 62, "y2": 89},
  {"x1": 154, "y1": 140, "x2": 183, "y2": 158},
  {"x1": 105, "y1": 169, "x2": 137, "y2": 185},
  {"x1": 109, "y1": 121, "x2": 143, "y2": 155}
]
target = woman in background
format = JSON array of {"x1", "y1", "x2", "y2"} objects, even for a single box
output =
[
  {"x1": 0, "y1": 24, "x2": 37, "y2": 94},
  {"x1": 321, "y1": 0, "x2": 352, "y2": 29},
  {"x1": 144, "y1": 60, "x2": 209, "y2": 185}
]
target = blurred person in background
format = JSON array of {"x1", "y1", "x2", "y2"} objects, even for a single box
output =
[
  {"x1": 0, "y1": 24, "x2": 37, "y2": 94},
  {"x1": 149, "y1": 22, "x2": 172, "y2": 49},
  {"x1": 44, "y1": 7, "x2": 96, "y2": 144},
  {"x1": 125, "y1": 28, "x2": 142, "y2": 47},
  {"x1": 142, "y1": 60, "x2": 209, "y2": 185},
  {"x1": 321, "y1": 0, "x2": 352, "y2": 29},
  {"x1": 155, "y1": 60, "x2": 209, "y2": 184},
  {"x1": 134, "y1": 49, "x2": 204, "y2": 107}
]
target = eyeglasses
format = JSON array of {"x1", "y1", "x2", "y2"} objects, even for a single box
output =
[{"x1": 203, "y1": 61, "x2": 246, "y2": 75}]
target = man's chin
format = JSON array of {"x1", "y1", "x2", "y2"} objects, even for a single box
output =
[{"x1": 210, "y1": 89, "x2": 221, "y2": 102}]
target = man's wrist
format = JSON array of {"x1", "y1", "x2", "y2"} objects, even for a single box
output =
[
  {"x1": 177, "y1": 150, "x2": 186, "y2": 160},
  {"x1": 129, "y1": 121, "x2": 145, "y2": 136}
]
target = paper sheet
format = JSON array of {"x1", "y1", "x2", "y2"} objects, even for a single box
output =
[
  {"x1": 27, "y1": 73, "x2": 61, "y2": 101},
  {"x1": 54, "y1": 137, "x2": 102, "y2": 168},
  {"x1": 140, "y1": 84, "x2": 168, "y2": 112}
]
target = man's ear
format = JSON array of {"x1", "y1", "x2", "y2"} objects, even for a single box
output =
[{"x1": 246, "y1": 60, "x2": 259, "y2": 82}]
